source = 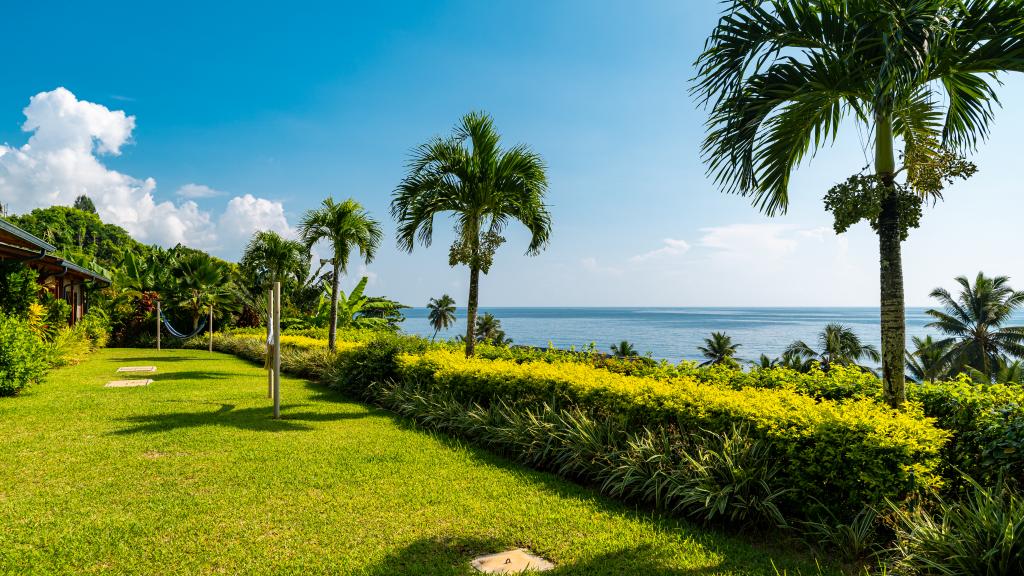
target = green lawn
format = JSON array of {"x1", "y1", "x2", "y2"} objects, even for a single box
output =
[{"x1": 0, "y1": 348, "x2": 832, "y2": 575}]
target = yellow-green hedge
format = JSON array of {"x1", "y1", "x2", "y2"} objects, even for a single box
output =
[{"x1": 398, "y1": 349, "x2": 948, "y2": 517}]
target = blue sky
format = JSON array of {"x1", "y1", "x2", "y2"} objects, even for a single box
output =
[{"x1": 2, "y1": 1, "x2": 1022, "y2": 307}]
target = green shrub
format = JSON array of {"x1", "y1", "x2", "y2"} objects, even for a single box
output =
[
  {"x1": 891, "y1": 477, "x2": 1024, "y2": 575},
  {"x1": 326, "y1": 332, "x2": 435, "y2": 396},
  {"x1": 397, "y1": 349, "x2": 947, "y2": 520},
  {"x1": 78, "y1": 311, "x2": 110, "y2": 349},
  {"x1": 0, "y1": 262, "x2": 38, "y2": 317},
  {"x1": 909, "y1": 377, "x2": 1024, "y2": 489},
  {"x1": 44, "y1": 324, "x2": 94, "y2": 367},
  {"x1": 0, "y1": 313, "x2": 48, "y2": 396}
]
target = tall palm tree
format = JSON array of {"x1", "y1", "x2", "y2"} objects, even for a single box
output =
[
  {"x1": 610, "y1": 340, "x2": 638, "y2": 358},
  {"x1": 905, "y1": 335, "x2": 954, "y2": 383},
  {"x1": 926, "y1": 273, "x2": 1024, "y2": 378},
  {"x1": 239, "y1": 230, "x2": 310, "y2": 294},
  {"x1": 698, "y1": 332, "x2": 741, "y2": 368},
  {"x1": 786, "y1": 323, "x2": 880, "y2": 374},
  {"x1": 693, "y1": 1, "x2": 1024, "y2": 407},
  {"x1": 298, "y1": 198, "x2": 383, "y2": 351},
  {"x1": 392, "y1": 111, "x2": 551, "y2": 356},
  {"x1": 426, "y1": 294, "x2": 457, "y2": 341}
]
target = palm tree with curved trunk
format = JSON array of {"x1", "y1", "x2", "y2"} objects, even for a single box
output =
[
  {"x1": 693, "y1": 0, "x2": 1024, "y2": 407},
  {"x1": 698, "y1": 332, "x2": 741, "y2": 368},
  {"x1": 786, "y1": 323, "x2": 880, "y2": 374},
  {"x1": 906, "y1": 335, "x2": 954, "y2": 383},
  {"x1": 392, "y1": 111, "x2": 551, "y2": 356},
  {"x1": 426, "y1": 294, "x2": 457, "y2": 341},
  {"x1": 611, "y1": 340, "x2": 638, "y2": 358},
  {"x1": 298, "y1": 198, "x2": 382, "y2": 351},
  {"x1": 926, "y1": 272, "x2": 1024, "y2": 378},
  {"x1": 240, "y1": 230, "x2": 310, "y2": 294}
]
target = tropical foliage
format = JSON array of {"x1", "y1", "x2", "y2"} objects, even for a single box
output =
[
  {"x1": 785, "y1": 323, "x2": 880, "y2": 373},
  {"x1": 392, "y1": 111, "x2": 551, "y2": 356},
  {"x1": 927, "y1": 272, "x2": 1024, "y2": 380},
  {"x1": 299, "y1": 197, "x2": 383, "y2": 351},
  {"x1": 426, "y1": 294, "x2": 456, "y2": 340},
  {"x1": 694, "y1": 0, "x2": 1024, "y2": 408},
  {"x1": 697, "y1": 331, "x2": 740, "y2": 368},
  {"x1": 610, "y1": 340, "x2": 638, "y2": 358}
]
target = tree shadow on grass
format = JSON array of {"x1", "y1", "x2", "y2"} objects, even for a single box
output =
[
  {"x1": 149, "y1": 371, "x2": 236, "y2": 382},
  {"x1": 109, "y1": 400, "x2": 373, "y2": 435},
  {"x1": 361, "y1": 536, "x2": 740, "y2": 576},
  {"x1": 108, "y1": 355, "x2": 195, "y2": 363}
]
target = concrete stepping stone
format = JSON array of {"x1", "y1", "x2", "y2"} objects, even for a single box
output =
[
  {"x1": 116, "y1": 366, "x2": 157, "y2": 373},
  {"x1": 471, "y1": 549, "x2": 554, "y2": 573},
  {"x1": 105, "y1": 379, "x2": 153, "y2": 388}
]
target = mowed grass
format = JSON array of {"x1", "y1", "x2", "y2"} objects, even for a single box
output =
[{"x1": 0, "y1": 348, "x2": 833, "y2": 575}]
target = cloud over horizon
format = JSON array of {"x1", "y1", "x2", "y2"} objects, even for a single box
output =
[{"x1": 0, "y1": 87, "x2": 290, "y2": 259}]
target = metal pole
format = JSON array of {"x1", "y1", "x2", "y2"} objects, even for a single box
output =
[
  {"x1": 273, "y1": 281, "x2": 281, "y2": 419},
  {"x1": 267, "y1": 288, "x2": 273, "y2": 399},
  {"x1": 156, "y1": 300, "x2": 161, "y2": 351},
  {"x1": 208, "y1": 304, "x2": 214, "y2": 352}
]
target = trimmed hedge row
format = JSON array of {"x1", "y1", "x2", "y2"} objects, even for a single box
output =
[{"x1": 397, "y1": 349, "x2": 948, "y2": 518}]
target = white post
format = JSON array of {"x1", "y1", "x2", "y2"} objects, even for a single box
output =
[
  {"x1": 208, "y1": 305, "x2": 214, "y2": 352},
  {"x1": 156, "y1": 300, "x2": 161, "y2": 351},
  {"x1": 267, "y1": 288, "x2": 273, "y2": 399},
  {"x1": 273, "y1": 281, "x2": 281, "y2": 419}
]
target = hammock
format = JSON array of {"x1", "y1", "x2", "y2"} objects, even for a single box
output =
[{"x1": 160, "y1": 311, "x2": 208, "y2": 339}]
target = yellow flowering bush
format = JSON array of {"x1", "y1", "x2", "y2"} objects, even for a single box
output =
[{"x1": 399, "y1": 349, "x2": 948, "y2": 516}]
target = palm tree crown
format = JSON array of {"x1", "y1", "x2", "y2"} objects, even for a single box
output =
[
  {"x1": 693, "y1": 0, "x2": 1024, "y2": 407},
  {"x1": 392, "y1": 111, "x2": 551, "y2": 356},
  {"x1": 905, "y1": 335, "x2": 953, "y2": 383},
  {"x1": 786, "y1": 323, "x2": 880, "y2": 373},
  {"x1": 698, "y1": 332, "x2": 741, "y2": 368},
  {"x1": 239, "y1": 230, "x2": 310, "y2": 293},
  {"x1": 610, "y1": 340, "x2": 638, "y2": 358},
  {"x1": 298, "y1": 197, "x2": 383, "y2": 350},
  {"x1": 926, "y1": 272, "x2": 1024, "y2": 378},
  {"x1": 426, "y1": 294, "x2": 457, "y2": 341}
]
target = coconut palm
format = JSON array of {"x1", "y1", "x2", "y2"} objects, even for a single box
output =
[
  {"x1": 426, "y1": 294, "x2": 457, "y2": 341},
  {"x1": 693, "y1": 0, "x2": 1024, "y2": 407},
  {"x1": 239, "y1": 230, "x2": 310, "y2": 294},
  {"x1": 473, "y1": 312, "x2": 510, "y2": 345},
  {"x1": 392, "y1": 111, "x2": 551, "y2": 356},
  {"x1": 786, "y1": 324, "x2": 880, "y2": 373},
  {"x1": 298, "y1": 198, "x2": 383, "y2": 351},
  {"x1": 926, "y1": 273, "x2": 1024, "y2": 378},
  {"x1": 611, "y1": 340, "x2": 638, "y2": 358},
  {"x1": 698, "y1": 332, "x2": 741, "y2": 368},
  {"x1": 905, "y1": 335, "x2": 954, "y2": 383}
]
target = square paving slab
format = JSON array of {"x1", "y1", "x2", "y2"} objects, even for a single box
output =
[
  {"x1": 105, "y1": 379, "x2": 153, "y2": 388},
  {"x1": 471, "y1": 549, "x2": 554, "y2": 573},
  {"x1": 116, "y1": 366, "x2": 157, "y2": 373}
]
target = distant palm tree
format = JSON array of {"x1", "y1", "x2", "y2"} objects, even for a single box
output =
[
  {"x1": 698, "y1": 332, "x2": 740, "y2": 368},
  {"x1": 426, "y1": 294, "x2": 457, "y2": 341},
  {"x1": 298, "y1": 198, "x2": 383, "y2": 351},
  {"x1": 473, "y1": 313, "x2": 511, "y2": 346},
  {"x1": 240, "y1": 230, "x2": 310, "y2": 293},
  {"x1": 610, "y1": 340, "x2": 638, "y2": 358},
  {"x1": 392, "y1": 111, "x2": 551, "y2": 357},
  {"x1": 694, "y1": 0, "x2": 1024, "y2": 407},
  {"x1": 786, "y1": 324, "x2": 880, "y2": 373},
  {"x1": 905, "y1": 335, "x2": 953, "y2": 383},
  {"x1": 926, "y1": 273, "x2": 1024, "y2": 378}
]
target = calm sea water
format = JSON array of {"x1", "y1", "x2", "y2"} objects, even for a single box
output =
[{"x1": 401, "y1": 307, "x2": 1024, "y2": 363}]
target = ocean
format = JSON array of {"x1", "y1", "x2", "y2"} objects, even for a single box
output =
[{"x1": 400, "y1": 307, "x2": 1024, "y2": 363}]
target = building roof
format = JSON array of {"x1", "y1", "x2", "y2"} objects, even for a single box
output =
[{"x1": 0, "y1": 217, "x2": 111, "y2": 286}]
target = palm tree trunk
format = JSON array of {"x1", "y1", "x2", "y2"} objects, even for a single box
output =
[
  {"x1": 876, "y1": 113, "x2": 906, "y2": 408},
  {"x1": 465, "y1": 265, "x2": 480, "y2": 357},
  {"x1": 329, "y1": 261, "x2": 340, "y2": 351}
]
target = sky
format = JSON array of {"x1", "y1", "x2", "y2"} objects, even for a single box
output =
[{"x1": 1, "y1": 1, "x2": 1021, "y2": 307}]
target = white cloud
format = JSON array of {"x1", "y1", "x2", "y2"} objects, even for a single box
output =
[
  {"x1": 630, "y1": 238, "x2": 691, "y2": 262},
  {"x1": 0, "y1": 87, "x2": 292, "y2": 260},
  {"x1": 176, "y1": 183, "x2": 224, "y2": 199},
  {"x1": 698, "y1": 223, "x2": 799, "y2": 259},
  {"x1": 582, "y1": 256, "x2": 623, "y2": 275}
]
